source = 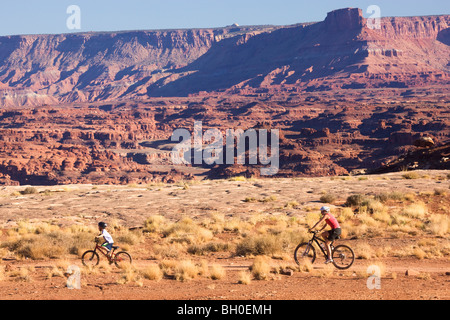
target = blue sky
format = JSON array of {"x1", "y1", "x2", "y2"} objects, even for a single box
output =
[{"x1": 0, "y1": 0, "x2": 448, "y2": 36}]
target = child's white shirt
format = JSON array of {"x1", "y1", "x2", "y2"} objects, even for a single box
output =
[{"x1": 101, "y1": 229, "x2": 114, "y2": 243}]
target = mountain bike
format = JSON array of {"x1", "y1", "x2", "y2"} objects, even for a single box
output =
[
  {"x1": 294, "y1": 230, "x2": 355, "y2": 270},
  {"x1": 81, "y1": 241, "x2": 132, "y2": 269}
]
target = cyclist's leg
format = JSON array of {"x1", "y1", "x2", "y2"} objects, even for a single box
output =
[
  {"x1": 321, "y1": 231, "x2": 332, "y2": 260},
  {"x1": 102, "y1": 243, "x2": 113, "y2": 258}
]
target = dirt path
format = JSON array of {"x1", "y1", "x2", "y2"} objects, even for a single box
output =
[{"x1": 1, "y1": 256, "x2": 448, "y2": 300}]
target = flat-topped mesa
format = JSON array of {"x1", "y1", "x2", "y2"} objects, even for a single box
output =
[{"x1": 325, "y1": 8, "x2": 364, "y2": 31}]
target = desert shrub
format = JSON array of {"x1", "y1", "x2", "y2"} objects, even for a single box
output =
[
  {"x1": 320, "y1": 193, "x2": 337, "y2": 204},
  {"x1": 209, "y1": 265, "x2": 226, "y2": 280},
  {"x1": 187, "y1": 242, "x2": 230, "y2": 255},
  {"x1": 285, "y1": 201, "x2": 300, "y2": 209},
  {"x1": 20, "y1": 187, "x2": 38, "y2": 195},
  {"x1": 402, "y1": 202, "x2": 427, "y2": 219},
  {"x1": 174, "y1": 260, "x2": 199, "y2": 282},
  {"x1": 402, "y1": 172, "x2": 420, "y2": 180},
  {"x1": 117, "y1": 266, "x2": 141, "y2": 285},
  {"x1": 238, "y1": 271, "x2": 252, "y2": 285},
  {"x1": 115, "y1": 230, "x2": 143, "y2": 246},
  {"x1": 235, "y1": 234, "x2": 283, "y2": 257},
  {"x1": 259, "y1": 195, "x2": 277, "y2": 203},
  {"x1": 140, "y1": 265, "x2": 163, "y2": 281},
  {"x1": 143, "y1": 215, "x2": 166, "y2": 233},
  {"x1": 153, "y1": 243, "x2": 185, "y2": 259},
  {"x1": 162, "y1": 218, "x2": 213, "y2": 244},
  {"x1": 375, "y1": 191, "x2": 406, "y2": 202},
  {"x1": 354, "y1": 242, "x2": 374, "y2": 259},
  {"x1": 345, "y1": 194, "x2": 370, "y2": 207},
  {"x1": 427, "y1": 214, "x2": 449, "y2": 237},
  {"x1": 337, "y1": 207, "x2": 354, "y2": 223},
  {"x1": 250, "y1": 256, "x2": 272, "y2": 280}
]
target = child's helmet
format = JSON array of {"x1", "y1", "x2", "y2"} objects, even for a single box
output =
[{"x1": 98, "y1": 222, "x2": 107, "y2": 228}]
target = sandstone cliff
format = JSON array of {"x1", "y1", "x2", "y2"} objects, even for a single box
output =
[{"x1": 0, "y1": 8, "x2": 448, "y2": 106}]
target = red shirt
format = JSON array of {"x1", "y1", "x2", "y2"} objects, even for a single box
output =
[{"x1": 324, "y1": 213, "x2": 340, "y2": 229}]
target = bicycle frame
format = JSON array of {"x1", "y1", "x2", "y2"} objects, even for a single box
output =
[
  {"x1": 93, "y1": 243, "x2": 117, "y2": 260},
  {"x1": 307, "y1": 232, "x2": 335, "y2": 258}
]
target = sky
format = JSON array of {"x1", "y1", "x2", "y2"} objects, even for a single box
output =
[{"x1": 0, "y1": 0, "x2": 449, "y2": 36}]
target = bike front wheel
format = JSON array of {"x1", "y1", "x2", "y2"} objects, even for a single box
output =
[
  {"x1": 114, "y1": 251, "x2": 132, "y2": 269},
  {"x1": 294, "y1": 243, "x2": 316, "y2": 266},
  {"x1": 332, "y1": 245, "x2": 355, "y2": 270},
  {"x1": 81, "y1": 250, "x2": 100, "y2": 267}
]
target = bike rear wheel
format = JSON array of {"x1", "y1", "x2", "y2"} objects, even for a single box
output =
[
  {"x1": 114, "y1": 251, "x2": 132, "y2": 269},
  {"x1": 332, "y1": 245, "x2": 355, "y2": 270},
  {"x1": 81, "y1": 250, "x2": 100, "y2": 267},
  {"x1": 294, "y1": 243, "x2": 316, "y2": 266}
]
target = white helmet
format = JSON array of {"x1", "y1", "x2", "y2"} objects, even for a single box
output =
[{"x1": 320, "y1": 206, "x2": 330, "y2": 213}]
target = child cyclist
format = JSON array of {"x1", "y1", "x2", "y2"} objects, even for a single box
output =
[
  {"x1": 309, "y1": 206, "x2": 342, "y2": 264},
  {"x1": 96, "y1": 222, "x2": 115, "y2": 257}
]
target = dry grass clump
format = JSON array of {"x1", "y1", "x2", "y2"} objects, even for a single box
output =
[
  {"x1": 285, "y1": 200, "x2": 300, "y2": 209},
  {"x1": 238, "y1": 271, "x2": 252, "y2": 285},
  {"x1": 426, "y1": 215, "x2": 449, "y2": 237},
  {"x1": 162, "y1": 217, "x2": 213, "y2": 244},
  {"x1": 209, "y1": 264, "x2": 226, "y2": 280},
  {"x1": 173, "y1": 260, "x2": 200, "y2": 282},
  {"x1": 354, "y1": 242, "x2": 375, "y2": 259},
  {"x1": 187, "y1": 242, "x2": 230, "y2": 255},
  {"x1": 235, "y1": 234, "x2": 283, "y2": 257},
  {"x1": 402, "y1": 202, "x2": 428, "y2": 219},
  {"x1": 152, "y1": 243, "x2": 185, "y2": 259},
  {"x1": 250, "y1": 256, "x2": 272, "y2": 280},
  {"x1": 143, "y1": 215, "x2": 166, "y2": 234},
  {"x1": 115, "y1": 229, "x2": 143, "y2": 246},
  {"x1": 9, "y1": 267, "x2": 33, "y2": 282},
  {"x1": 117, "y1": 265, "x2": 142, "y2": 286},
  {"x1": 140, "y1": 264, "x2": 163, "y2": 281},
  {"x1": 20, "y1": 187, "x2": 38, "y2": 195},
  {"x1": 320, "y1": 193, "x2": 337, "y2": 204},
  {"x1": 345, "y1": 194, "x2": 370, "y2": 207},
  {"x1": 402, "y1": 171, "x2": 421, "y2": 180}
]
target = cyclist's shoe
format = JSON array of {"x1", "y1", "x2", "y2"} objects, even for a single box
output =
[{"x1": 325, "y1": 258, "x2": 334, "y2": 264}]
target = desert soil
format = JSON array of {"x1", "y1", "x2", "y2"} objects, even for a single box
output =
[{"x1": 0, "y1": 170, "x2": 449, "y2": 300}]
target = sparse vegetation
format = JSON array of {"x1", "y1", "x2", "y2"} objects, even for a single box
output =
[
  {"x1": 250, "y1": 256, "x2": 272, "y2": 280},
  {"x1": 0, "y1": 171, "x2": 447, "y2": 299},
  {"x1": 402, "y1": 172, "x2": 421, "y2": 180},
  {"x1": 20, "y1": 187, "x2": 38, "y2": 195},
  {"x1": 320, "y1": 193, "x2": 337, "y2": 204}
]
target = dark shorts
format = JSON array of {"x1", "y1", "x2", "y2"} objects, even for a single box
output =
[
  {"x1": 102, "y1": 243, "x2": 114, "y2": 251},
  {"x1": 328, "y1": 228, "x2": 342, "y2": 241}
]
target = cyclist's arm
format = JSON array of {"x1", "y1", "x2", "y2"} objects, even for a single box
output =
[
  {"x1": 309, "y1": 215, "x2": 327, "y2": 231},
  {"x1": 318, "y1": 223, "x2": 327, "y2": 232}
]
